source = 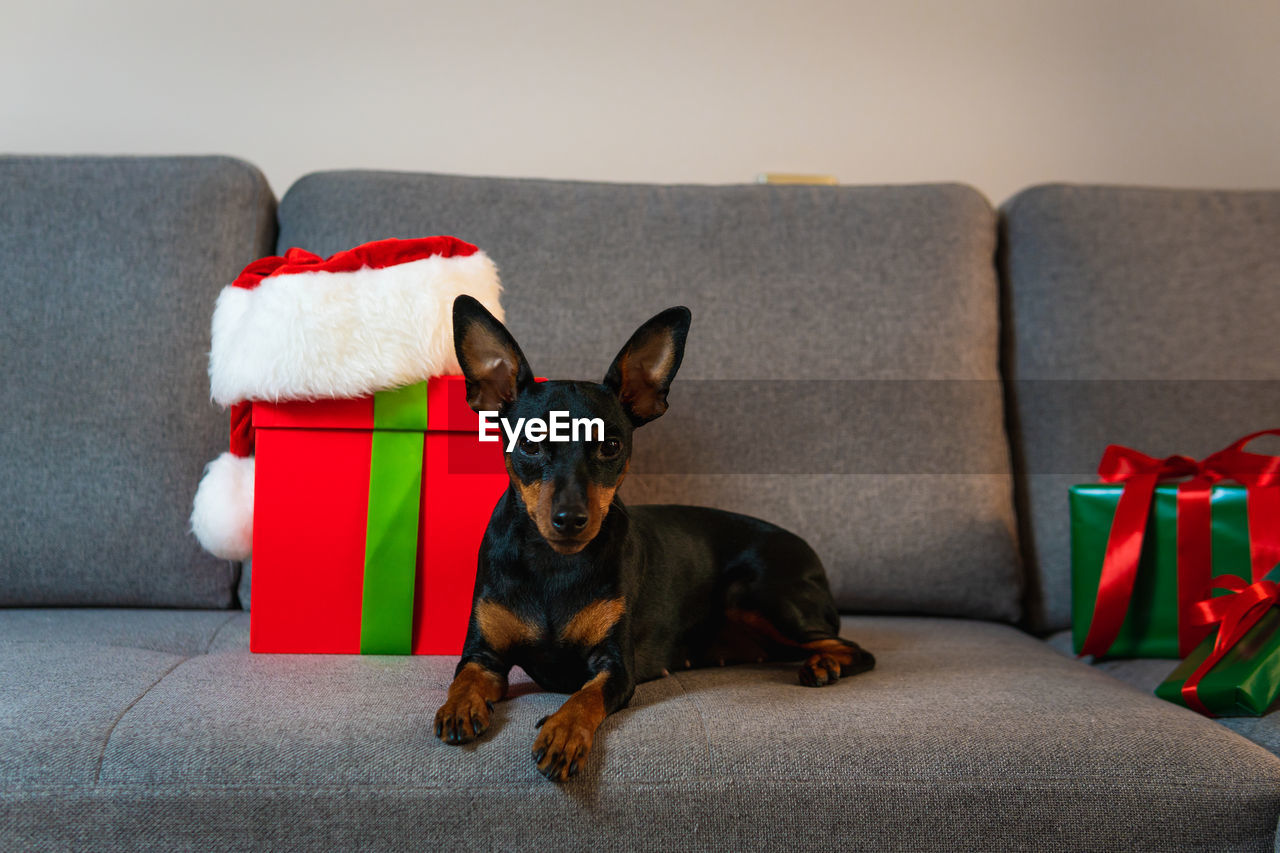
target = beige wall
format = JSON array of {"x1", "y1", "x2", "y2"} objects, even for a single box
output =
[{"x1": 3, "y1": 0, "x2": 1277, "y2": 202}]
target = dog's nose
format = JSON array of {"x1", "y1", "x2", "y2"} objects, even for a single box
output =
[{"x1": 551, "y1": 509, "x2": 589, "y2": 534}]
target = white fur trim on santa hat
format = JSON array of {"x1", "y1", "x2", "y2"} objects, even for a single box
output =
[
  {"x1": 209, "y1": 251, "x2": 502, "y2": 406},
  {"x1": 191, "y1": 452, "x2": 255, "y2": 560}
]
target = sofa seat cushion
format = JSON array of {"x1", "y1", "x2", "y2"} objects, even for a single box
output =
[
  {"x1": 275, "y1": 173, "x2": 1021, "y2": 623},
  {"x1": 1045, "y1": 630, "x2": 1280, "y2": 758},
  {"x1": 4, "y1": 611, "x2": 1279, "y2": 850}
]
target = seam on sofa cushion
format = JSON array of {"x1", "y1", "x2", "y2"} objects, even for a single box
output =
[
  {"x1": 202, "y1": 613, "x2": 242, "y2": 654},
  {"x1": 91, "y1": 656, "x2": 191, "y2": 784}
]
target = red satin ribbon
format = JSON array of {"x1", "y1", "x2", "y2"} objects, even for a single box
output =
[
  {"x1": 230, "y1": 401, "x2": 254, "y2": 457},
  {"x1": 1179, "y1": 575, "x2": 1280, "y2": 716},
  {"x1": 1079, "y1": 428, "x2": 1280, "y2": 659}
]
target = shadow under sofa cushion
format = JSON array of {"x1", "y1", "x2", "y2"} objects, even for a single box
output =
[
  {"x1": 0, "y1": 155, "x2": 277, "y2": 608},
  {"x1": 274, "y1": 172, "x2": 1021, "y2": 622},
  {"x1": 0, "y1": 609, "x2": 242, "y2": 657},
  {"x1": 5, "y1": 612, "x2": 1278, "y2": 850}
]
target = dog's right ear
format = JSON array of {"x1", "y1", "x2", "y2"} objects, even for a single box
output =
[
  {"x1": 603, "y1": 306, "x2": 691, "y2": 426},
  {"x1": 452, "y1": 295, "x2": 535, "y2": 415}
]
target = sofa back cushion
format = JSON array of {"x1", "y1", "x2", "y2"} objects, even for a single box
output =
[
  {"x1": 1002, "y1": 184, "x2": 1280, "y2": 632},
  {"x1": 0, "y1": 156, "x2": 276, "y2": 607},
  {"x1": 277, "y1": 172, "x2": 1021, "y2": 621}
]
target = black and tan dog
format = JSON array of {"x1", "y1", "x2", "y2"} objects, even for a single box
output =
[{"x1": 434, "y1": 296, "x2": 874, "y2": 781}]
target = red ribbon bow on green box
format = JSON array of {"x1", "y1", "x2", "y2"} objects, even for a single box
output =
[
  {"x1": 1078, "y1": 428, "x2": 1280, "y2": 659},
  {"x1": 1177, "y1": 572, "x2": 1280, "y2": 716}
]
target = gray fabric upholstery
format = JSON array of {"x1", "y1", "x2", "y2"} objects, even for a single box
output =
[
  {"x1": 1046, "y1": 629, "x2": 1280, "y2": 758},
  {"x1": 4, "y1": 611, "x2": 1279, "y2": 850},
  {"x1": 276, "y1": 172, "x2": 1021, "y2": 621},
  {"x1": 0, "y1": 156, "x2": 276, "y2": 607},
  {"x1": 1000, "y1": 184, "x2": 1280, "y2": 633}
]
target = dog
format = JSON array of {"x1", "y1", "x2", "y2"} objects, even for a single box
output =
[{"x1": 434, "y1": 295, "x2": 874, "y2": 781}]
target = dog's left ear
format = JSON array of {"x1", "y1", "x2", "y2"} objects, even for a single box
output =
[
  {"x1": 603, "y1": 306, "x2": 691, "y2": 426},
  {"x1": 453, "y1": 295, "x2": 535, "y2": 415}
]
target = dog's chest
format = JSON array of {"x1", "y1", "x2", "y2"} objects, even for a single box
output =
[
  {"x1": 518, "y1": 650, "x2": 595, "y2": 694},
  {"x1": 515, "y1": 624, "x2": 595, "y2": 693},
  {"x1": 507, "y1": 590, "x2": 623, "y2": 693}
]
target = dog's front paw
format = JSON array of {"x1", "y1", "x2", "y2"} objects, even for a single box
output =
[
  {"x1": 798, "y1": 641, "x2": 875, "y2": 687},
  {"x1": 434, "y1": 694, "x2": 494, "y2": 745},
  {"x1": 531, "y1": 712, "x2": 594, "y2": 782},
  {"x1": 799, "y1": 652, "x2": 845, "y2": 687}
]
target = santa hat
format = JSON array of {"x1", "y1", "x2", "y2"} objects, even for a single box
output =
[{"x1": 190, "y1": 236, "x2": 503, "y2": 560}]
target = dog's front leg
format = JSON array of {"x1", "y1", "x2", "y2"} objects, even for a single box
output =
[
  {"x1": 532, "y1": 657, "x2": 635, "y2": 782},
  {"x1": 435, "y1": 657, "x2": 509, "y2": 745},
  {"x1": 436, "y1": 595, "x2": 534, "y2": 745}
]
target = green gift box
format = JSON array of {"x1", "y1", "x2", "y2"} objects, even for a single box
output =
[
  {"x1": 1070, "y1": 484, "x2": 1255, "y2": 659},
  {"x1": 1155, "y1": 566, "x2": 1280, "y2": 716}
]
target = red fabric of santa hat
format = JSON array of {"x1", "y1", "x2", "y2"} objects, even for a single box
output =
[{"x1": 190, "y1": 236, "x2": 503, "y2": 560}]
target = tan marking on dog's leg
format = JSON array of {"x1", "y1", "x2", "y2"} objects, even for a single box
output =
[
  {"x1": 719, "y1": 610, "x2": 873, "y2": 685},
  {"x1": 531, "y1": 671, "x2": 609, "y2": 782},
  {"x1": 434, "y1": 662, "x2": 508, "y2": 743},
  {"x1": 725, "y1": 608, "x2": 797, "y2": 649}
]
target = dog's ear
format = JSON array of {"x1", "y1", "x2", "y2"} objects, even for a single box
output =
[
  {"x1": 603, "y1": 306, "x2": 691, "y2": 426},
  {"x1": 452, "y1": 295, "x2": 535, "y2": 415}
]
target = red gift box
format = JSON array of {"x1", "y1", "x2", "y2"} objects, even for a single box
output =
[
  {"x1": 249, "y1": 375, "x2": 506, "y2": 654},
  {"x1": 186, "y1": 236, "x2": 513, "y2": 652}
]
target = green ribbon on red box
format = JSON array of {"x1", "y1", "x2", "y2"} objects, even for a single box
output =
[
  {"x1": 1078, "y1": 429, "x2": 1280, "y2": 659},
  {"x1": 359, "y1": 381, "x2": 429, "y2": 654}
]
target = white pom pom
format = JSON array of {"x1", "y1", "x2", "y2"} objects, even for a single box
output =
[{"x1": 191, "y1": 452, "x2": 255, "y2": 560}]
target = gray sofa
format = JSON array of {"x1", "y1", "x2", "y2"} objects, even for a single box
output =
[{"x1": 3, "y1": 156, "x2": 1279, "y2": 851}]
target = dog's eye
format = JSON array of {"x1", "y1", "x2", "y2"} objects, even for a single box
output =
[
  {"x1": 518, "y1": 438, "x2": 542, "y2": 456},
  {"x1": 598, "y1": 437, "x2": 622, "y2": 460}
]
